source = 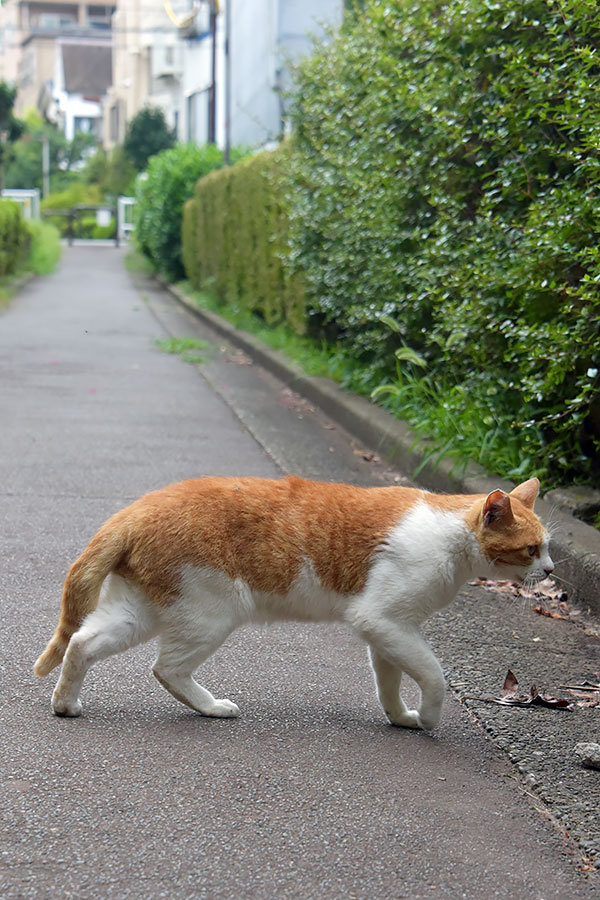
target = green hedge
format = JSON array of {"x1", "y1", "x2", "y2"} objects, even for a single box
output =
[
  {"x1": 182, "y1": 149, "x2": 305, "y2": 333},
  {"x1": 284, "y1": 0, "x2": 600, "y2": 483},
  {"x1": 0, "y1": 200, "x2": 30, "y2": 277}
]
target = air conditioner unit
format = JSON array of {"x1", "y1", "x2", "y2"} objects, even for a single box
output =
[{"x1": 152, "y1": 45, "x2": 180, "y2": 79}]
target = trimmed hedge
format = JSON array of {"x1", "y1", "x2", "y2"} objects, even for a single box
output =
[
  {"x1": 284, "y1": 0, "x2": 600, "y2": 483},
  {"x1": 182, "y1": 149, "x2": 305, "y2": 333},
  {"x1": 0, "y1": 199, "x2": 30, "y2": 276}
]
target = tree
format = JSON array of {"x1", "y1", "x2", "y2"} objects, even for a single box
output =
[
  {"x1": 0, "y1": 82, "x2": 24, "y2": 192},
  {"x1": 83, "y1": 144, "x2": 136, "y2": 199},
  {"x1": 123, "y1": 106, "x2": 175, "y2": 172},
  {"x1": 5, "y1": 111, "x2": 96, "y2": 193}
]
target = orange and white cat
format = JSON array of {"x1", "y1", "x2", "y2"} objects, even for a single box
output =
[{"x1": 34, "y1": 475, "x2": 553, "y2": 730}]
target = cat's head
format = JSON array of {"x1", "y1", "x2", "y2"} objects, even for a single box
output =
[{"x1": 469, "y1": 477, "x2": 553, "y2": 582}]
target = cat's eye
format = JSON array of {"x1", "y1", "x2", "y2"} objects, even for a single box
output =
[{"x1": 527, "y1": 545, "x2": 539, "y2": 557}]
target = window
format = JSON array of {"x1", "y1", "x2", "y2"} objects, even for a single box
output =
[
  {"x1": 87, "y1": 5, "x2": 112, "y2": 29},
  {"x1": 109, "y1": 103, "x2": 120, "y2": 141},
  {"x1": 186, "y1": 90, "x2": 209, "y2": 144},
  {"x1": 74, "y1": 116, "x2": 99, "y2": 137}
]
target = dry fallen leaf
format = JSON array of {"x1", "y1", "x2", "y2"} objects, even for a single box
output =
[
  {"x1": 560, "y1": 680, "x2": 600, "y2": 708},
  {"x1": 279, "y1": 388, "x2": 315, "y2": 415},
  {"x1": 352, "y1": 448, "x2": 380, "y2": 462},
  {"x1": 560, "y1": 680, "x2": 600, "y2": 692},
  {"x1": 502, "y1": 669, "x2": 519, "y2": 695},
  {"x1": 470, "y1": 578, "x2": 594, "y2": 633},
  {"x1": 228, "y1": 349, "x2": 253, "y2": 366},
  {"x1": 464, "y1": 669, "x2": 574, "y2": 711}
]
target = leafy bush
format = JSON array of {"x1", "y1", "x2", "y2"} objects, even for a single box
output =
[
  {"x1": 92, "y1": 219, "x2": 116, "y2": 240},
  {"x1": 27, "y1": 220, "x2": 61, "y2": 274},
  {"x1": 182, "y1": 147, "x2": 305, "y2": 332},
  {"x1": 136, "y1": 143, "x2": 225, "y2": 279},
  {"x1": 41, "y1": 183, "x2": 103, "y2": 212},
  {"x1": 41, "y1": 183, "x2": 104, "y2": 236},
  {"x1": 285, "y1": 0, "x2": 600, "y2": 484},
  {"x1": 0, "y1": 199, "x2": 30, "y2": 276}
]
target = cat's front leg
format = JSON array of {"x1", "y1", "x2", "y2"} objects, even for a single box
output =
[
  {"x1": 368, "y1": 646, "x2": 421, "y2": 729},
  {"x1": 364, "y1": 626, "x2": 446, "y2": 731}
]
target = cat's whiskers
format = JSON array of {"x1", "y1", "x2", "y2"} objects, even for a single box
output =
[{"x1": 543, "y1": 507, "x2": 562, "y2": 540}]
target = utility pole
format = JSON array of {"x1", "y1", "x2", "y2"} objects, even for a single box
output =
[
  {"x1": 208, "y1": 0, "x2": 217, "y2": 144},
  {"x1": 42, "y1": 135, "x2": 50, "y2": 198},
  {"x1": 224, "y1": 0, "x2": 231, "y2": 164}
]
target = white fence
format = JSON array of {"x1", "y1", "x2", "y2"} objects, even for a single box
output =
[
  {"x1": 1, "y1": 189, "x2": 41, "y2": 220},
  {"x1": 117, "y1": 196, "x2": 136, "y2": 243}
]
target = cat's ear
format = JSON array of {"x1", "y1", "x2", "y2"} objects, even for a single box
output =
[
  {"x1": 482, "y1": 490, "x2": 514, "y2": 527},
  {"x1": 509, "y1": 477, "x2": 539, "y2": 509}
]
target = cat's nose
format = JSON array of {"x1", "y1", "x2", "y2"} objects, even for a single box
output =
[{"x1": 544, "y1": 565, "x2": 554, "y2": 576}]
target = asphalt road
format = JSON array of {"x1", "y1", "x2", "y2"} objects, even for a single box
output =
[{"x1": 1, "y1": 246, "x2": 597, "y2": 899}]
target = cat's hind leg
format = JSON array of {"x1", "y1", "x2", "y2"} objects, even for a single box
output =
[
  {"x1": 51, "y1": 575, "x2": 158, "y2": 717},
  {"x1": 152, "y1": 629, "x2": 239, "y2": 718}
]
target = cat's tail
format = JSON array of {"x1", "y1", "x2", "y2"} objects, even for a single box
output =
[{"x1": 33, "y1": 525, "x2": 127, "y2": 676}]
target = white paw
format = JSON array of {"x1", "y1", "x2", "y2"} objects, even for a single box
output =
[
  {"x1": 417, "y1": 711, "x2": 441, "y2": 732},
  {"x1": 52, "y1": 692, "x2": 83, "y2": 718},
  {"x1": 205, "y1": 699, "x2": 240, "y2": 718},
  {"x1": 387, "y1": 707, "x2": 424, "y2": 730}
]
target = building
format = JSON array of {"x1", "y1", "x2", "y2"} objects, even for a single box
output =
[
  {"x1": 49, "y1": 38, "x2": 113, "y2": 139},
  {"x1": 104, "y1": 0, "x2": 182, "y2": 145},
  {"x1": 1, "y1": 0, "x2": 344, "y2": 152},
  {"x1": 0, "y1": 0, "x2": 115, "y2": 135},
  {"x1": 220, "y1": 0, "x2": 344, "y2": 149},
  {"x1": 105, "y1": 0, "x2": 344, "y2": 151}
]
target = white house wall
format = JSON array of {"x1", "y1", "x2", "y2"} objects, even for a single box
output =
[
  {"x1": 182, "y1": 0, "x2": 343, "y2": 151},
  {"x1": 107, "y1": 0, "x2": 343, "y2": 151}
]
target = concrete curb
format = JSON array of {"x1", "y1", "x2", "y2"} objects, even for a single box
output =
[{"x1": 166, "y1": 281, "x2": 600, "y2": 616}]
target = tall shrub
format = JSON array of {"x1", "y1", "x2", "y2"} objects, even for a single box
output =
[
  {"x1": 182, "y1": 149, "x2": 305, "y2": 332},
  {"x1": 0, "y1": 199, "x2": 30, "y2": 276},
  {"x1": 136, "y1": 143, "x2": 225, "y2": 279},
  {"x1": 286, "y1": 0, "x2": 600, "y2": 482}
]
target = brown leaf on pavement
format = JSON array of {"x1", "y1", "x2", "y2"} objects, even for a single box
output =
[
  {"x1": 464, "y1": 669, "x2": 574, "y2": 710},
  {"x1": 227, "y1": 349, "x2": 253, "y2": 366},
  {"x1": 278, "y1": 388, "x2": 315, "y2": 415},
  {"x1": 470, "y1": 577, "x2": 587, "y2": 626},
  {"x1": 559, "y1": 680, "x2": 600, "y2": 708},
  {"x1": 502, "y1": 669, "x2": 519, "y2": 695},
  {"x1": 560, "y1": 680, "x2": 600, "y2": 692},
  {"x1": 352, "y1": 448, "x2": 380, "y2": 462}
]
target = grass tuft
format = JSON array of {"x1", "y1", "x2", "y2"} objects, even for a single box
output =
[{"x1": 155, "y1": 336, "x2": 212, "y2": 364}]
